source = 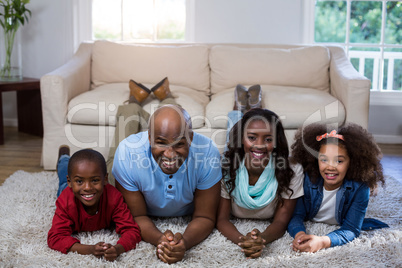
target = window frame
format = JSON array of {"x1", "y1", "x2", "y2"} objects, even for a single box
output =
[
  {"x1": 72, "y1": 0, "x2": 92, "y2": 52},
  {"x1": 303, "y1": 0, "x2": 402, "y2": 104},
  {"x1": 74, "y1": 0, "x2": 194, "y2": 47},
  {"x1": 87, "y1": 0, "x2": 192, "y2": 43}
]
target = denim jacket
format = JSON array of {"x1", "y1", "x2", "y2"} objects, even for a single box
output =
[{"x1": 287, "y1": 173, "x2": 389, "y2": 247}]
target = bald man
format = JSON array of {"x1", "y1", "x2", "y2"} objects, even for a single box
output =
[{"x1": 112, "y1": 105, "x2": 222, "y2": 264}]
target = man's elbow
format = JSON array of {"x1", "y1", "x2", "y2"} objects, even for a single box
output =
[{"x1": 194, "y1": 214, "x2": 216, "y2": 229}]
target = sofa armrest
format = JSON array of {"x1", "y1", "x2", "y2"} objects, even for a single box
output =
[
  {"x1": 328, "y1": 46, "x2": 371, "y2": 128},
  {"x1": 40, "y1": 42, "x2": 93, "y2": 131}
]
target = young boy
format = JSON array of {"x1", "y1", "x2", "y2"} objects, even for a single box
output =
[{"x1": 48, "y1": 146, "x2": 141, "y2": 261}]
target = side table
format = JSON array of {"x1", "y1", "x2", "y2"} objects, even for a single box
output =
[{"x1": 0, "y1": 77, "x2": 43, "y2": 145}]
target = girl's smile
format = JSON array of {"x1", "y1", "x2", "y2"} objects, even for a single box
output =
[{"x1": 250, "y1": 150, "x2": 268, "y2": 159}]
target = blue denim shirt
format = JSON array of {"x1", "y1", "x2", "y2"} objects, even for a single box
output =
[{"x1": 287, "y1": 173, "x2": 388, "y2": 247}]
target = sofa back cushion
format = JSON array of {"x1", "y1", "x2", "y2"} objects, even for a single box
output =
[
  {"x1": 209, "y1": 45, "x2": 330, "y2": 94},
  {"x1": 92, "y1": 40, "x2": 210, "y2": 94}
]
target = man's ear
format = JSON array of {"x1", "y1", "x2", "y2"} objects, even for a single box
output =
[
  {"x1": 67, "y1": 176, "x2": 72, "y2": 188},
  {"x1": 148, "y1": 131, "x2": 154, "y2": 148},
  {"x1": 189, "y1": 130, "x2": 194, "y2": 143}
]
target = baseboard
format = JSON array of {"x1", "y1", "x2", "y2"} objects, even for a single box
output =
[
  {"x1": 3, "y1": 118, "x2": 18, "y2": 127},
  {"x1": 370, "y1": 91, "x2": 402, "y2": 106},
  {"x1": 373, "y1": 134, "x2": 402, "y2": 144}
]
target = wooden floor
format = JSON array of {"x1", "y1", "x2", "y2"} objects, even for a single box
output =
[
  {"x1": 0, "y1": 126, "x2": 401, "y2": 186},
  {"x1": 0, "y1": 127, "x2": 43, "y2": 185}
]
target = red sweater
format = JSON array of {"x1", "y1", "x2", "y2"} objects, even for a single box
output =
[{"x1": 48, "y1": 184, "x2": 141, "y2": 254}]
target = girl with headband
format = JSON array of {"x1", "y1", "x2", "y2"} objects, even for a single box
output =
[{"x1": 287, "y1": 122, "x2": 388, "y2": 253}]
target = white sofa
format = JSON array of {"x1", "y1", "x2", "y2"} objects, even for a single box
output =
[{"x1": 40, "y1": 40, "x2": 370, "y2": 170}]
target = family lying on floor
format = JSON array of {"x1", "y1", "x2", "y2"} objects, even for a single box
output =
[{"x1": 47, "y1": 79, "x2": 388, "y2": 264}]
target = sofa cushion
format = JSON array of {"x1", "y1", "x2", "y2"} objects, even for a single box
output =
[
  {"x1": 209, "y1": 45, "x2": 330, "y2": 94},
  {"x1": 92, "y1": 40, "x2": 210, "y2": 95},
  {"x1": 206, "y1": 85, "x2": 346, "y2": 129},
  {"x1": 67, "y1": 83, "x2": 208, "y2": 129}
]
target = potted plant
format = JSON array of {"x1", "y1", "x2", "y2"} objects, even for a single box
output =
[{"x1": 0, "y1": 0, "x2": 31, "y2": 81}]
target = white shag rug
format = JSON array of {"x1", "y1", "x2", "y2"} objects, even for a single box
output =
[{"x1": 0, "y1": 171, "x2": 401, "y2": 268}]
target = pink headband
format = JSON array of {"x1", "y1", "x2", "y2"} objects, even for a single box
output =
[{"x1": 316, "y1": 130, "x2": 344, "y2": 141}]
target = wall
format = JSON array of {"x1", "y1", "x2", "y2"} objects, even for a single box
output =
[
  {"x1": 2, "y1": 0, "x2": 401, "y2": 143},
  {"x1": 1, "y1": 0, "x2": 74, "y2": 125},
  {"x1": 369, "y1": 105, "x2": 402, "y2": 143},
  {"x1": 193, "y1": 0, "x2": 303, "y2": 44},
  {"x1": 2, "y1": 0, "x2": 305, "y2": 126}
]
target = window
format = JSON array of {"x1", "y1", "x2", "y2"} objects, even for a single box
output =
[
  {"x1": 312, "y1": 0, "x2": 402, "y2": 91},
  {"x1": 92, "y1": 0, "x2": 186, "y2": 42}
]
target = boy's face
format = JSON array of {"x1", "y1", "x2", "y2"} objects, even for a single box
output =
[{"x1": 67, "y1": 160, "x2": 107, "y2": 215}]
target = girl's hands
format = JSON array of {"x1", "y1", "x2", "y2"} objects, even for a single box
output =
[
  {"x1": 238, "y1": 229, "x2": 266, "y2": 259},
  {"x1": 291, "y1": 232, "x2": 331, "y2": 253}
]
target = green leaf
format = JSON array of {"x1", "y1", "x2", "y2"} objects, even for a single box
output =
[{"x1": 0, "y1": 0, "x2": 31, "y2": 31}]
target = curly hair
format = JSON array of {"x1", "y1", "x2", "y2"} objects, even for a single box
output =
[
  {"x1": 290, "y1": 122, "x2": 384, "y2": 189},
  {"x1": 222, "y1": 108, "x2": 294, "y2": 205}
]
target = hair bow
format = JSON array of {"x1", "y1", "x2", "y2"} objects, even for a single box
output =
[{"x1": 316, "y1": 130, "x2": 344, "y2": 141}]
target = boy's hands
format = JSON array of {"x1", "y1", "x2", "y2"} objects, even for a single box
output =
[
  {"x1": 156, "y1": 230, "x2": 186, "y2": 264},
  {"x1": 92, "y1": 242, "x2": 108, "y2": 258},
  {"x1": 70, "y1": 241, "x2": 125, "y2": 261},
  {"x1": 104, "y1": 243, "x2": 125, "y2": 261},
  {"x1": 238, "y1": 229, "x2": 266, "y2": 259},
  {"x1": 91, "y1": 242, "x2": 124, "y2": 261}
]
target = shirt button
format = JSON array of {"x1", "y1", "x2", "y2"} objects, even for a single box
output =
[
  {"x1": 168, "y1": 185, "x2": 172, "y2": 189},
  {"x1": 169, "y1": 175, "x2": 173, "y2": 179}
]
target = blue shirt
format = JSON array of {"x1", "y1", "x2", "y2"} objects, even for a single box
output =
[
  {"x1": 112, "y1": 131, "x2": 222, "y2": 217},
  {"x1": 287, "y1": 173, "x2": 388, "y2": 247}
]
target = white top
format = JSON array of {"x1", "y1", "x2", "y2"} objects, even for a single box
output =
[
  {"x1": 221, "y1": 163, "x2": 304, "y2": 219},
  {"x1": 312, "y1": 187, "x2": 340, "y2": 225}
]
